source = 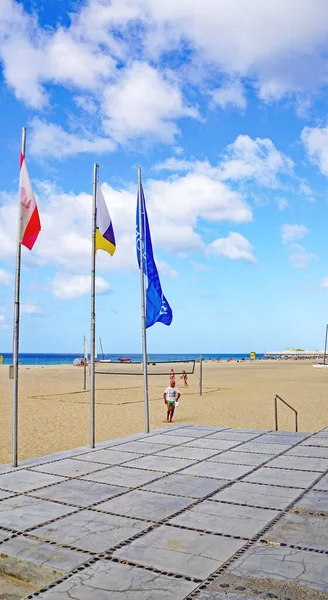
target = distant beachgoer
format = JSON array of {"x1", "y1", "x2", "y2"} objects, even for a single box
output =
[
  {"x1": 180, "y1": 370, "x2": 188, "y2": 386},
  {"x1": 164, "y1": 381, "x2": 180, "y2": 423},
  {"x1": 170, "y1": 368, "x2": 175, "y2": 385}
]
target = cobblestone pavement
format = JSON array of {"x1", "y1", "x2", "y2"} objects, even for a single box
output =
[{"x1": 0, "y1": 424, "x2": 327, "y2": 599}]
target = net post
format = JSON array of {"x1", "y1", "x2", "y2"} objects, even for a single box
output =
[{"x1": 199, "y1": 355, "x2": 203, "y2": 396}]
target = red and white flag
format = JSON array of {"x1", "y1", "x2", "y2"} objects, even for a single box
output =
[{"x1": 19, "y1": 152, "x2": 41, "y2": 250}]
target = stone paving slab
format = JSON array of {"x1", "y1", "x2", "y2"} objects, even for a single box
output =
[
  {"x1": 0, "y1": 496, "x2": 76, "y2": 532},
  {"x1": 139, "y1": 434, "x2": 195, "y2": 445},
  {"x1": 34, "y1": 559, "x2": 197, "y2": 599},
  {"x1": 109, "y1": 440, "x2": 172, "y2": 454},
  {"x1": 211, "y1": 481, "x2": 300, "y2": 509},
  {"x1": 285, "y1": 445, "x2": 328, "y2": 458},
  {"x1": 227, "y1": 543, "x2": 328, "y2": 592},
  {"x1": 243, "y1": 466, "x2": 320, "y2": 488},
  {"x1": 155, "y1": 446, "x2": 220, "y2": 460},
  {"x1": 197, "y1": 594, "x2": 259, "y2": 600},
  {"x1": 235, "y1": 442, "x2": 291, "y2": 454},
  {"x1": 97, "y1": 489, "x2": 193, "y2": 520},
  {"x1": 143, "y1": 473, "x2": 229, "y2": 498},
  {"x1": 170, "y1": 501, "x2": 278, "y2": 538},
  {"x1": 29, "y1": 478, "x2": 128, "y2": 506},
  {"x1": 75, "y1": 449, "x2": 142, "y2": 464},
  {"x1": 164, "y1": 428, "x2": 210, "y2": 438},
  {"x1": 263, "y1": 512, "x2": 328, "y2": 550},
  {"x1": 209, "y1": 451, "x2": 272, "y2": 466},
  {"x1": 0, "y1": 489, "x2": 14, "y2": 500},
  {"x1": 0, "y1": 536, "x2": 91, "y2": 585},
  {"x1": 183, "y1": 439, "x2": 241, "y2": 451},
  {"x1": 266, "y1": 455, "x2": 328, "y2": 472},
  {"x1": 122, "y1": 455, "x2": 196, "y2": 473},
  {"x1": 30, "y1": 458, "x2": 106, "y2": 477},
  {"x1": 33, "y1": 509, "x2": 150, "y2": 552},
  {"x1": 257, "y1": 433, "x2": 308, "y2": 444},
  {"x1": 314, "y1": 473, "x2": 328, "y2": 490},
  {"x1": 81, "y1": 465, "x2": 164, "y2": 487},
  {"x1": 206, "y1": 432, "x2": 260, "y2": 442},
  {"x1": 295, "y1": 489, "x2": 328, "y2": 511},
  {"x1": 302, "y1": 438, "x2": 328, "y2": 447},
  {"x1": 0, "y1": 469, "x2": 65, "y2": 493},
  {"x1": 180, "y1": 461, "x2": 253, "y2": 480},
  {"x1": 114, "y1": 524, "x2": 245, "y2": 579},
  {"x1": 0, "y1": 529, "x2": 12, "y2": 543}
]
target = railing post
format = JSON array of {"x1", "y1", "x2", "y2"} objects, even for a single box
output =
[{"x1": 274, "y1": 395, "x2": 278, "y2": 431}]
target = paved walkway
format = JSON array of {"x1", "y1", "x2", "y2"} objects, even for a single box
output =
[{"x1": 0, "y1": 424, "x2": 327, "y2": 599}]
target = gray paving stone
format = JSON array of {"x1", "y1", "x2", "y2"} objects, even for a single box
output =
[
  {"x1": 30, "y1": 479, "x2": 127, "y2": 506},
  {"x1": 302, "y1": 438, "x2": 328, "y2": 448},
  {"x1": 244, "y1": 467, "x2": 320, "y2": 488},
  {"x1": 228, "y1": 543, "x2": 328, "y2": 592},
  {"x1": 0, "y1": 489, "x2": 14, "y2": 500},
  {"x1": 114, "y1": 524, "x2": 245, "y2": 579},
  {"x1": 295, "y1": 489, "x2": 328, "y2": 511},
  {"x1": 314, "y1": 473, "x2": 328, "y2": 491},
  {"x1": 249, "y1": 434, "x2": 298, "y2": 445},
  {"x1": 142, "y1": 434, "x2": 194, "y2": 445},
  {"x1": 235, "y1": 442, "x2": 291, "y2": 454},
  {"x1": 0, "y1": 469, "x2": 65, "y2": 493},
  {"x1": 170, "y1": 501, "x2": 278, "y2": 538},
  {"x1": 227, "y1": 429, "x2": 267, "y2": 434},
  {"x1": 206, "y1": 432, "x2": 260, "y2": 442},
  {"x1": 180, "y1": 461, "x2": 253, "y2": 480},
  {"x1": 14, "y1": 446, "x2": 91, "y2": 468},
  {"x1": 0, "y1": 529, "x2": 12, "y2": 543},
  {"x1": 164, "y1": 428, "x2": 210, "y2": 438},
  {"x1": 110, "y1": 441, "x2": 171, "y2": 454},
  {"x1": 31, "y1": 458, "x2": 105, "y2": 477},
  {"x1": 34, "y1": 509, "x2": 149, "y2": 552},
  {"x1": 97, "y1": 489, "x2": 193, "y2": 520},
  {"x1": 81, "y1": 465, "x2": 164, "y2": 487},
  {"x1": 0, "y1": 535, "x2": 91, "y2": 580},
  {"x1": 213, "y1": 451, "x2": 273, "y2": 466},
  {"x1": 75, "y1": 449, "x2": 142, "y2": 464},
  {"x1": 285, "y1": 445, "x2": 328, "y2": 458},
  {"x1": 211, "y1": 481, "x2": 300, "y2": 509},
  {"x1": 197, "y1": 594, "x2": 259, "y2": 600},
  {"x1": 266, "y1": 455, "x2": 328, "y2": 472},
  {"x1": 264, "y1": 512, "x2": 328, "y2": 550},
  {"x1": 143, "y1": 473, "x2": 229, "y2": 498},
  {"x1": 124, "y1": 455, "x2": 196, "y2": 473},
  {"x1": 154, "y1": 446, "x2": 219, "y2": 460},
  {"x1": 186, "y1": 425, "x2": 226, "y2": 432},
  {"x1": 34, "y1": 559, "x2": 197, "y2": 599},
  {"x1": 181, "y1": 439, "x2": 240, "y2": 451},
  {"x1": 0, "y1": 496, "x2": 76, "y2": 531}
]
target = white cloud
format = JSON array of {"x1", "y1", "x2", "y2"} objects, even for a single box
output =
[
  {"x1": 51, "y1": 273, "x2": 111, "y2": 299},
  {"x1": 29, "y1": 120, "x2": 115, "y2": 159},
  {"x1": 0, "y1": 267, "x2": 13, "y2": 286},
  {"x1": 21, "y1": 303, "x2": 42, "y2": 315},
  {"x1": 322, "y1": 277, "x2": 328, "y2": 291},
  {"x1": 210, "y1": 232, "x2": 256, "y2": 263},
  {"x1": 157, "y1": 261, "x2": 178, "y2": 278},
  {"x1": 210, "y1": 80, "x2": 246, "y2": 110},
  {"x1": 288, "y1": 244, "x2": 317, "y2": 268},
  {"x1": 102, "y1": 62, "x2": 198, "y2": 144},
  {"x1": 277, "y1": 198, "x2": 289, "y2": 211},
  {"x1": 301, "y1": 125, "x2": 328, "y2": 176},
  {"x1": 281, "y1": 224, "x2": 309, "y2": 244},
  {"x1": 191, "y1": 262, "x2": 212, "y2": 272}
]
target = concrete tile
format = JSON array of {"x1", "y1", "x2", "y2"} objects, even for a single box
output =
[
  {"x1": 141, "y1": 434, "x2": 195, "y2": 445},
  {"x1": 34, "y1": 559, "x2": 197, "y2": 599},
  {"x1": 0, "y1": 496, "x2": 76, "y2": 532},
  {"x1": 0, "y1": 529, "x2": 12, "y2": 543},
  {"x1": 124, "y1": 455, "x2": 196, "y2": 473},
  {"x1": 0, "y1": 535, "x2": 91, "y2": 581},
  {"x1": 114, "y1": 524, "x2": 245, "y2": 579},
  {"x1": 295, "y1": 489, "x2": 328, "y2": 511},
  {"x1": 30, "y1": 479, "x2": 127, "y2": 506},
  {"x1": 14, "y1": 447, "x2": 91, "y2": 469},
  {"x1": 0, "y1": 490, "x2": 15, "y2": 500},
  {"x1": 81, "y1": 466, "x2": 164, "y2": 487},
  {"x1": 244, "y1": 467, "x2": 320, "y2": 488},
  {"x1": 34, "y1": 509, "x2": 149, "y2": 552},
  {"x1": 0, "y1": 469, "x2": 65, "y2": 493},
  {"x1": 206, "y1": 432, "x2": 260, "y2": 442},
  {"x1": 226, "y1": 429, "x2": 267, "y2": 435},
  {"x1": 285, "y1": 445, "x2": 328, "y2": 458},
  {"x1": 266, "y1": 455, "x2": 328, "y2": 472},
  {"x1": 164, "y1": 428, "x2": 210, "y2": 438},
  {"x1": 186, "y1": 426, "x2": 226, "y2": 432},
  {"x1": 249, "y1": 434, "x2": 297, "y2": 445},
  {"x1": 180, "y1": 461, "x2": 253, "y2": 480},
  {"x1": 170, "y1": 501, "x2": 278, "y2": 538},
  {"x1": 197, "y1": 594, "x2": 260, "y2": 600},
  {"x1": 184, "y1": 439, "x2": 240, "y2": 451},
  {"x1": 233, "y1": 442, "x2": 290, "y2": 454},
  {"x1": 31, "y1": 458, "x2": 104, "y2": 477},
  {"x1": 143, "y1": 473, "x2": 229, "y2": 498},
  {"x1": 264, "y1": 512, "x2": 328, "y2": 550},
  {"x1": 302, "y1": 438, "x2": 328, "y2": 448},
  {"x1": 211, "y1": 451, "x2": 272, "y2": 466},
  {"x1": 228, "y1": 543, "x2": 328, "y2": 592},
  {"x1": 154, "y1": 446, "x2": 219, "y2": 460},
  {"x1": 212, "y1": 481, "x2": 300, "y2": 509},
  {"x1": 97, "y1": 489, "x2": 193, "y2": 520},
  {"x1": 76, "y1": 449, "x2": 142, "y2": 464},
  {"x1": 314, "y1": 473, "x2": 328, "y2": 491},
  {"x1": 110, "y1": 441, "x2": 171, "y2": 454}
]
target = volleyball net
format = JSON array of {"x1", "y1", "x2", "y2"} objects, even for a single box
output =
[{"x1": 95, "y1": 359, "x2": 196, "y2": 376}]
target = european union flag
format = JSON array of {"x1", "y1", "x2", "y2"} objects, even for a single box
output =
[{"x1": 136, "y1": 182, "x2": 173, "y2": 329}]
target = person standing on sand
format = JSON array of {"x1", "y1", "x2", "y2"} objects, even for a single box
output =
[
  {"x1": 164, "y1": 381, "x2": 180, "y2": 423},
  {"x1": 170, "y1": 368, "x2": 175, "y2": 385},
  {"x1": 180, "y1": 370, "x2": 188, "y2": 386}
]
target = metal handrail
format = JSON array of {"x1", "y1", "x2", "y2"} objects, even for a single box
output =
[{"x1": 274, "y1": 394, "x2": 298, "y2": 432}]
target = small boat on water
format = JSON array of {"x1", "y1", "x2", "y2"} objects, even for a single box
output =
[{"x1": 117, "y1": 357, "x2": 132, "y2": 363}]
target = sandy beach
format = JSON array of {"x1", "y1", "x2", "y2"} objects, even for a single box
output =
[{"x1": 1, "y1": 360, "x2": 328, "y2": 465}]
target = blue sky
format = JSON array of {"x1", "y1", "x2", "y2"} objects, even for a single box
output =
[{"x1": 1, "y1": 0, "x2": 328, "y2": 354}]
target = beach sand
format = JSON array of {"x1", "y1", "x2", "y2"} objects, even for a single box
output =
[{"x1": 1, "y1": 360, "x2": 328, "y2": 464}]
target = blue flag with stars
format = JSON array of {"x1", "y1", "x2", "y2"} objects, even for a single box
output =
[{"x1": 136, "y1": 182, "x2": 173, "y2": 329}]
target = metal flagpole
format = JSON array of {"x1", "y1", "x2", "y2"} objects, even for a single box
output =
[
  {"x1": 90, "y1": 162, "x2": 98, "y2": 448},
  {"x1": 324, "y1": 324, "x2": 328, "y2": 366},
  {"x1": 199, "y1": 355, "x2": 203, "y2": 396},
  {"x1": 83, "y1": 335, "x2": 87, "y2": 391},
  {"x1": 138, "y1": 167, "x2": 150, "y2": 433},
  {"x1": 12, "y1": 127, "x2": 26, "y2": 467}
]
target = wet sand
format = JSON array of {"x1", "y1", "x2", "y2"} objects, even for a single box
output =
[{"x1": 1, "y1": 360, "x2": 328, "y2": 464}]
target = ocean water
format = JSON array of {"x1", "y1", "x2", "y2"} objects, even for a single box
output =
[{"x1": 0, "y1": 352, "x2": 263, "y2": 366}]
